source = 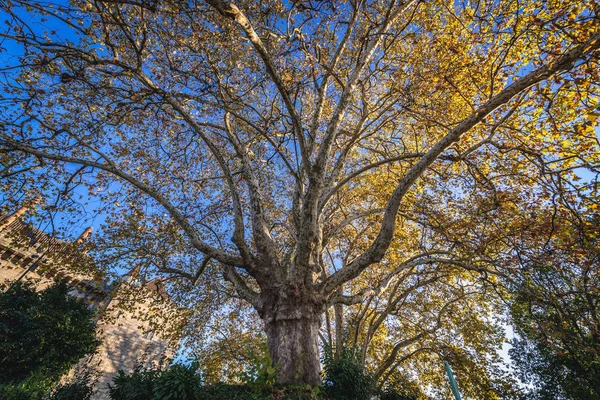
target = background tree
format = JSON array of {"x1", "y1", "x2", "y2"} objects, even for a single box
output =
[
  {"x1": 333, "y1": 265, "x2": 515, "y2": 399},
  {"x1": 1, "y1": 0, "x2": 599, "y2": 386},
  {"x1": 508, "y1": 206, "x2": 600, "y2": 399}
]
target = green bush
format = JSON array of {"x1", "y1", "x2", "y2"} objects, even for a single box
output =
[
  {"x1": 377, "y1": 373, "x2": 423, "y2": 400},
  {"x1": 277, "y1": 384, "x2": 322, "y2": 400},
  {"x1": 50, "y1": 380, "x2": 93, "y2": 400},
  {"x1": 197, "y1": 384, "x2": 320, "y2": 400},
  {"x1": 109, "y1": 363, "x2": 203, "y2": 400},
  {"x1": 322, "y1": 347, "x2": 375, "y2": 400},
  {"x1": 240, "y1": 342, "x2": 278, "y2": 393},
  {"x1": 107, "y1": 365, "x2": 325, "y2": 400},
  {"x1": 108, "y1": 353, "x2": 420, "y2": 400},
  {"x1": 108, "y1": 367, "x2": 157, "y2": 400},
  {"x1": 197, "y1": 384, "x2": 253, "y2": 399},
  {"x1": 0, "y1": 372, "x2": 54, "y2": 400},
  {"x1": 0, "y1": 281, "x2": 99, "y2": 400},
  {"x1": 240, "y1": 343, "x2": 321, "y2": 399},
  {"x1": 0, "y1": 281, "x2": 99, "y2": 384},
  {"x1": 153, "y1": 362, "x2": 202, "y2": 400},
  {"x1": 378, "y1": 388, "x2": 420, "y2": 400}
]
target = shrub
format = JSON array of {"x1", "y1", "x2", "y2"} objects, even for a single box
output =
[
  {"x1": 322, "y1": 346, "x2": 375, "y2": 400},
  {"x1": 0, "y1": 281, "x2": 99, "y2": 384},
  {"x1": 378, "y1": 373, "x2": 424, "y2": 400},
  {"x1": 108, "y1": 367, "x2": 157, "y2": 400},
  {"x1": 50, "y1": 380, "x2": 93, "y2": 400},
  {"x1": 109, "y1": 363, "x2": 203, "y2": 400},
  {"x1": 153, "y1": 362, "x2": 202, "y2": 400},
  {"x1": 277, "y1": 384, "x2": 322, "y2": 400},
  {"x1": 240, "y1": 343, "x2": 278, "y2": 393},
  {"x1": 197, "y1": 384, "x2": 253, "y2": 400},
  {"x1": 0, "y1": 372, "x2": 54, "y2": 400},
  {"x1": 378, "y1": 388, "x2": 420, "y2": 400}
]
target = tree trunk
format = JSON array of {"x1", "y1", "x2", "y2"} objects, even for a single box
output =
[
  {"x1": 334, "y1": 290, "x2": 344, "y2": 360},
  {"x1": 259, "y1": 289, "x2": 323, "y2": 385},
  {"x1": 264, "y1": 314, "x2": 321, "y2": 385}
]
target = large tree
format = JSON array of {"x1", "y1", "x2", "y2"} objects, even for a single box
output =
[{"x1": 1, "y1": 0, "x2": 599, "y2": 385}]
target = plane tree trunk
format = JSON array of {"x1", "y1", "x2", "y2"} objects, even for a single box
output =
[{"x1": 257, "y1": 287, "x2": 324, "y2": 385}]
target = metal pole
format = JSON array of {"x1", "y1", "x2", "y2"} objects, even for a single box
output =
[{"x1": 444, "y1": 361, "x2": 462, "y2": 400}]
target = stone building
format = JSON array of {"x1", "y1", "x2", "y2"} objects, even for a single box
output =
[{"x1": 0, "y1": 202, "x2": 181, "y2": 399}]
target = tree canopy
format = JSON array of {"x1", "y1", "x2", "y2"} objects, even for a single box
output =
[{"x1": 1, "y1": 0, "x2": 599, "y2": 392}]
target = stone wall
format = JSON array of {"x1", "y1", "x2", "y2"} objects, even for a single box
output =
[{"x1": 0, "y1": 209, "x2": 180, "y2": 400}]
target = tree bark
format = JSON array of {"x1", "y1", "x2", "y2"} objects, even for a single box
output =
[
  {"x1": 334, "y1": 295, "x2": 344, "y2": 360},
  {"x1": 259, "y1": 290, "x2": 323, "y2": 385},
  {"x1": 264, "y1": 315, "x2": 321, "y2": 385}
]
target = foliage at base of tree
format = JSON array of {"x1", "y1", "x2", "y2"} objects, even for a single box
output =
[
  {"x1": 378, "y1": 374, "x2": 426, "y2": 400},
  {"x1": 108, "y1": 354, "x2": 420, "y2": 400},
  {"x1": 154, "y1": 362, "x2": 203, "y2": 400},
  {"x1": 239, "y1": 342, "x2": 278, "y2": 392},
  {"x1": 109, "y1": 363, "x2": 204, "y2": 400},
  {"x1": 197, "y1": 384, "x2": 254, "y2": 400},
  {"x1": 322, "y1": 346, "x2": 375, "y2": 400},
  {"x1": 108, "y1": 367, "x2": 159, "y2": 400}
]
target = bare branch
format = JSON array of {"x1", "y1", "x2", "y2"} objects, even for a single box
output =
[
  {"x1": 205, "y1": 0, "x2": 309, "y2": 171},
  {"x1": 223, "y1": 113, "x2": 280, "y2": 270},
  {"x1": 312, "y1": 0, "x2": 419, "y2": 178},
  {"x1": 0, "y1": 134, "x2": 245, "y2": 266}
]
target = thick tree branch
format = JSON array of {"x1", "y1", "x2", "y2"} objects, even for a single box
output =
[
  {"x1": 222, "y1": 264, "x2": 260, "y2": 307},
  {"x1": 223, "y1": 113, "x2": 280, "y2": 271},
  {"x1": 296, "y1": 0, "x2": 419, "y2": 274}
]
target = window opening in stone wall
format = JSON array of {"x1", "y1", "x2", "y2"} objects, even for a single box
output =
[
  {"x1": 1, "y1": 249, "x2": 14, "y2": 260},
  {"x1": 20, "y1": 257, "x2": 33, "y2": 268}
]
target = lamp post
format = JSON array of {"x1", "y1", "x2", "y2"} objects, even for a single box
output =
[{"x1": 444, "y1": 361, "x2": 462, "y2": 400}]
